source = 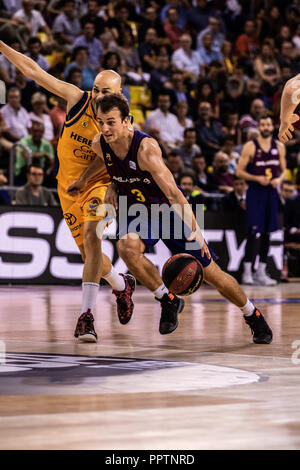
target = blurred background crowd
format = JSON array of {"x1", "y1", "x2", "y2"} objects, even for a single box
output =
[{"x1": 0, "y1": 0, "x2": 299, "y2": 225}]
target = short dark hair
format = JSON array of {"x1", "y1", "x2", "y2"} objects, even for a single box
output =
[
  {"x1": 72, "y1": 46, "x2": 88, "y2": 61},
  {"x1": 184, "y1": 127, "x2": 196, "y2": 137},
  {"x1": 28, "y1": 37, "x2": 42, "y2": 47},
  {"x1": 178, "y1": 170, "x2": 196, "y2": 185},
  {"x1": 281, "y1": 179, "x2": 294, "y2": 187},
  {"x1": 95, "y1": 93, "x2": 130, "y2": 120},
  {"x1": 27, "y1": 164, "x2": 44, "y2": 174},
  {"x1": 67, "y1": 66, "x2": 82, "y2": 80},
  {"x1": 259, "y1": 114, "x2": 273, "y2": 124}
]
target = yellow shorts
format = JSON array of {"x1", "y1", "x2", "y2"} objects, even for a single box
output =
[{"x1": 58, "y1": 182, "x2": 110, "y2": 246}]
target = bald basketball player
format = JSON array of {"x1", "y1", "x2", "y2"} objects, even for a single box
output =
[
  {"x1": 279, "y1": 73, "x2": 300, "y2": 143},
  {"x1": 0, "y1": 41, "x2": 135, "y2": 342}
]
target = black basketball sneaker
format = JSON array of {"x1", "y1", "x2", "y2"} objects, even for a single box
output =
[
  {"x1": 156, "y1": 293, "x2": 185, "y2": 335},
  {"x1": 112, "y1": 274, "x2": 136, "y2": 325},
  {"x1": 74, "y1": 309, "x2": 98, "y2": 342},
  {"x1": 244, "y1": 308, "x2": 273, "y2": 344}
]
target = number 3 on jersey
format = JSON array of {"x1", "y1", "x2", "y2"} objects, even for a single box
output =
[
  {"x1": 131, "y1": 188, "x2": 146, "y2": 202},
  {"x1": 265, "y1": 168, "x2": 272, "y2": 179}
]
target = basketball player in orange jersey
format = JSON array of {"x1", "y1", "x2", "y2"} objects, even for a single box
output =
[
  {"x1": 279, "y1": 73, "x2": 300, "y2": 143},
  {"x1": 68, "y1": 93, "x2": 273, "y2": 344},
  {"x1": 0, "y1": 41, "x2": 135, "y2": 343}
]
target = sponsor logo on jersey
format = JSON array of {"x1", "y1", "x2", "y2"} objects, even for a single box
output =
[
  {"x1": 82, "y1": 120, "x2": 88, "y2": 128},
  {"x1": 89, "y1": 198, "x2": 100, "y2": 210},
  {"x1": 106, "y1": 153, "x2": 113, "y2": 166},
  {"x1": 64, "y1": 213, "x2": 77, "y2": 226},
  {"x1": 129, "y1": 161, "x2": 136, "y2": 170}
]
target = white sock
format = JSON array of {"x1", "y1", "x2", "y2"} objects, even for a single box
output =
[
  {"x1": 241, "y1": 298, "x2": 255, "y2": 316},
  {"x1": 81, "y1": 282, "x2": 99, "y2": 314},
  {"x1": 257, "y1": 262, "x2": 266, "y2": 275},
  {"x1": 153, "y1": 284, "x2": 169, "y2": 299},
  {"x1": 243, "y1": 262, "x2": 252, "y2": 275},
  {"x1": 103, "y1": 266, "x2": 126, "y2": 291}
]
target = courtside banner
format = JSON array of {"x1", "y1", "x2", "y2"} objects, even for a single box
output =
[{"x1": 0, "y1": 206, "x2": 283, "y2": 284}]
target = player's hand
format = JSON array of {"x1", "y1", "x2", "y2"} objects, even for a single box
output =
[
  {"x1": 66, "y1": 179, "x2": 85, "y2": 196},
  {"x1": 104, "y1": 183, "x2": 118, "y2": 210},
  {"x1": 187, "y1": 230, "x2": 211, "y2": 259},
  {"x1": 278, "y1": 114, "x2": 299, "y2": 143},
  {"x1": 270, "y1": 177, "x2": 281, "y2": 189},
  {"x1": 255, "y1": 175, "x2": 270, "y2": 186}
]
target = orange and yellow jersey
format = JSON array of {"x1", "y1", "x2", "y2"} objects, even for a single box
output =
[{"x1": 56, "y1": 91, "x2": 110, "y2": 191}]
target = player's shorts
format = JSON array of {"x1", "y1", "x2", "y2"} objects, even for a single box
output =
[
  {"x1": 246, "y1": 184, "x2": 278, "y2": 234},
  {"x1": 116, "y1": 208, "x2": 218, "y2": 268},
  {"x1": 58, "y1": 182, "x2": 110, "y2": 246}
]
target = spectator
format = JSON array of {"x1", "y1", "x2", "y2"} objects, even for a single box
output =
[
  {"x1": 147, "y1": 126, "x2": 169, "y2": 161},
  {"x1": 186, "y1": 0, "x2": 216, "y2": 34},
  {"x1": 138, "y1": 27, "x2": 157, "y2": 73},
  {"x1": 52, "y1": 0, "x2": 81, "y2": 48},
  {"x1": 144, "y1": 92, "x2": 182, "y2": 148},
  {"x1": 284, "y1": 191, "x2": 300, "y2": 244},
  {"x1": 198, "y1": 32, "x2": 222, "y2": 70},
  {"x1": 254, "y1": 42, "x2": 281, "y2": 97},
  {"x1": 64, "y1": 46, "x2": 96, "y2": 90},
  {"x1": 174, "y1": 101, "x2": 193, "y2": 142},
  {"x1": 163, "y1": 8, "x2": 184, "y2": 51},
  {"x1": 292, "y1": 23, "x2": 300, "y2": 55},
  {"x1": 101, "y1": 51, "x2": 125, "y2": 76},
  {"x1": 149, "y1": 54, "x2": 172, "y2": 98},
  {"x1": 105, "y1": 1, "x2": 133, "y2": 43},
  {"x1": 171, "y1": 34, "x2": 202, "y2": 82},
  {"x1": 29, "y1": 92, "x2": 54, "y2": 142},
  {"x1": 276, "y1": 25, "x2": 292, "y2": 50},
  {"x1": 169, "y1": 71, "x2": 190, "y2": 106},
  {"x1": 117, "y1": 29, "x2": 143, "y2": 84},
  {"x1": 100, "y1": 31, "x2": 118, "y2": 56},
  {"x1": 15, "y1": 121, "x2": 55, "y2": 182},
  {"x1": 212, "y1": 151, "x2": 234, "y2": 193},
  {"x1": 160, "y1": 0, "x2": 187, "y2": 30},
  {"x1": 221, "y1": 135, "x2": 239, "y2": 173},
  {"x1": 80, "y1": 0, "x2": 105, "y2": 37},
  {"x1": 239, "y1": 98, "x2": 265, "y2": 142},
  {"x1": 195, "y1": 101, "x2": 224, "y2": 165},
  {"x1": 13, "y1": 0, "x2": 53, "y2": 39},
  {"x1": 279, "y1": 179, "x2": 296, "y2": 211},
  {"x1": 197, "y1": 16, "x2": 224, "y2": 53},
  {"x1": 14, "y1": 68, "x2": 39, "y2": 111},
  {"x1": 222, "y1": 176, "x2": 247, "y2": 213},
  {"x1": 178, "y1": 170, "x2": 207, "y2": 213},
  {"x1": 192, "y1": 153, "x2": 218, "y2": 193},
  {"x1": 237, "y1": 79, "x2": 263, "y2": 116},
  {"x1": 197, "y1": 80, "x2": 219, "y2": 119},
  {"x1": 222, "y1": 112, "x2": 241, "y2": 145},
  {"x1": 15, "y1": 164, "x2": 58, "y2": 206},
  {"x1": 278, "y1": 40, "x2": 300, "y2": 75},
  {"x1": 138, "y1": 6, "x2": 166, "y2": 44},
  {"x1": 262, "y1": 5, "x2": 283, "y2": 40},
  {"x1": 165, "y1": 150, "x2": 184, "y2": 183},
  {"x1": 0, "y1": 39, "x2": 20, "y2": 85},
  {"x1": 25, "y1": 37, "x2": 49, "y2": 72},
  {"x1": 235, "y1": 20, "x2": 259, "y2": 72},
  {"x1": 1, "y1": 86, "x2": 31, "y2": 139},
  {"x1": 221, "y1": 40, "x2": 235, "y2": 75},
  {"x1": 176, "y1": 127, "x2": 201, "y2": 169},
  {"x1": 72, "y1": 21, "x2": 103, "y2": 70},
  {"x1": 49, "y1": 96, "x2": 66, "y2": 150},
  {"x1": 66, "y1": 66, "x2": 82, "y2": 87}
]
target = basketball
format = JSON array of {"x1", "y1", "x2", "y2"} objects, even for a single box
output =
[{"x1": 162, "y1": 253, "x2": 204, "y2": 296}]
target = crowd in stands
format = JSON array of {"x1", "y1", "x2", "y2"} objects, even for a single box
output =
[{"x1": 0, "y1": 0, "x2": 299, "y2": 226}]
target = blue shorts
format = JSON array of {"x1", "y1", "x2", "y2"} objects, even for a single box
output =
[
  {"x1": 246, "y1": 184, "x2": 278, "y2": 234},
  {"x1": 116, "y1": 208, "x2": 217, "y2": 268}
]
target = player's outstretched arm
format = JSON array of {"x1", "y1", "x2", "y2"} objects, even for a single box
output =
[
  {"x1": 236, "y1": 141, "x2": 270, "y2": 185},
  {"x1": 66, "y1": 134, "x2": 106, "y2": 196},
  {"x1": 0, "y1": 40, "x2": 83, "y2": 110},
  {"x1": 279, "y1": 74, "x2": 300, "y2": 143},
  {"x1": 138, "y1": 138, "x2": 210, "y2": 258}
]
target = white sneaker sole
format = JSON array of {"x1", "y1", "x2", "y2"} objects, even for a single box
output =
[{"x1": 78, "y1": 333, "x2": 97, "y2": 343}]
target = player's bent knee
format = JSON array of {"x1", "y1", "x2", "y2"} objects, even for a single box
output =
[{"x1": 117, "y1": 242, "x2": 141, "y2": 265}]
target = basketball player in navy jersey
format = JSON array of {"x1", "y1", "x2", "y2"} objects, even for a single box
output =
[
  {"x1": 68, "y1": 94, "x2": 273, "y2": 344},
  {"x1": 237, "y1": 116, "x2": 286, "y2": 285}
]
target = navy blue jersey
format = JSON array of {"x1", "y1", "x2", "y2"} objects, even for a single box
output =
[
  {"x1": 247, "y1": 138, "x2": 280, "y2": 186},
  {"x1": 100, "y1": 129, "x2": 170, "y2": 208}
]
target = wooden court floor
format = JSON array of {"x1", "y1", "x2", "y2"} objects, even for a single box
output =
[{"x1": 0, "y1": 282, "x2": 300, "y2": 450}]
